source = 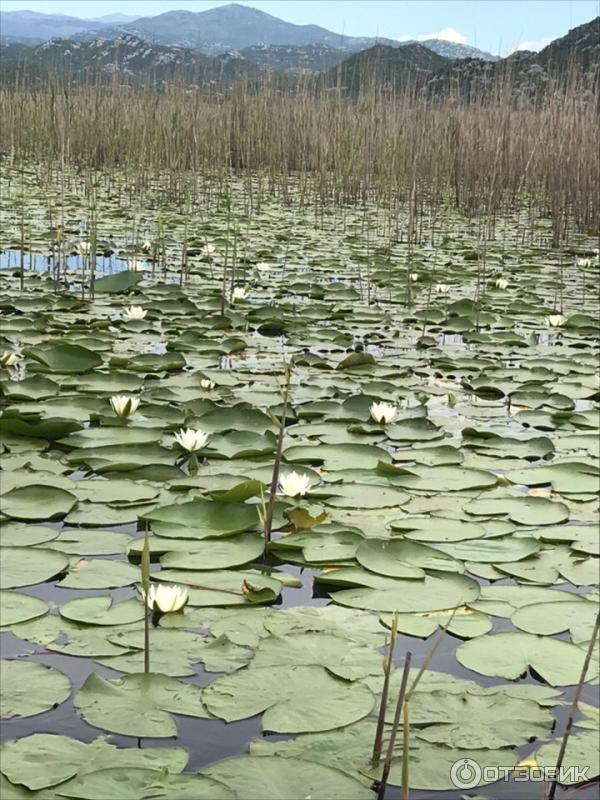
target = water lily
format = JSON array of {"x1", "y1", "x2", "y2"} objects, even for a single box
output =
[
  {"x1": 279, "y1": 471, "x2": 311, "y2": 497},
  {"x1": 370, "y1": 402, "x2": 398, "y2": 424},
  {"x1": 145, "y1": 583, "x2": 188, "y2": 614},
  {"x1": 121, "y1": 305, "x2": 147, "y2": 321},
  {"x1": 544, "y1": 314, "x2": 566, "y2": 327},
  {"x1": 409, "y1": 273, "x2": 419, "y2": 282},
  {"x1": 1, "y1": 351, "x2": 19, "y2": 367},
  {"x1": 201, "y1": 243, "x2": 216, "y2": 257},
  {"x1": 141, "y1": 239, "x2": 152, "y2": 252},
  {"x1": 77, "y1": 241, "x2": 90, "y2": 256},
  {"x1": 256, "y1": 262, "x2": 272, "y2": 273},
  {"x1": 576, "y1": 257, "x2": 591, "y2": 268},
  {"x1": 232, "y1": 287, "x2": 247, "y2": 302},
  {"x1": 173, "y1": 427, "x2": 209, "y2": 452},
  {"x1": 495, "y1": 278, "x2": 509, "y2": 289},
  {"x1": 200, "y1": 378, "x2": 216, "y2": 390},
  {"x1": 434, "y1": 283, "x2": 449, "y2": 294},
  {"x1": 110, "y1": 395, "x2": 140, "y2": 418}
]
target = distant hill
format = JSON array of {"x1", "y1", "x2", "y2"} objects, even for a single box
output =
[
  {"x1": 0, "y1": 10, "x2": 108, "y2": 43},
  {"x1": 0, "y1": 34, "x2": 258, "y2": 86},
  {"x1": 0, "y1": 3, "x2": 497, "y2": 64},
  {"x1": 320, "y1": 43, "x2": 451, "y2": 93}
]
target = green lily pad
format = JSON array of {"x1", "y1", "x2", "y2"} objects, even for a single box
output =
[
  {"x1": 1, "y1": 485, "x2": 77, "y2": 520},
  {"x1": 0, "y1": 547, "x2": 69, "y2": 589},
  {"x1": 1, "y1": 660, "x2": 71, "y2": 718},
  {"x1": 0, "y1": 590, "x2": 49, "y2": 626}
]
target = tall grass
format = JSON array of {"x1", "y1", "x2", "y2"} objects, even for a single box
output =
[{"x1": 0, "y1": 66, "x2": 597, "y2": 240}]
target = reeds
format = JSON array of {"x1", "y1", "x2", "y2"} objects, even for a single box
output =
[{"x1": 0, "y1": 64, "x2": 597, "y2": 239}]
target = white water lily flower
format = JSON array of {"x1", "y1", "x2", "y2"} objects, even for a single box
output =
[
  {"x1": 121, "y1": 305, "x2": 147, "y2": 321},
  {"x1": 1, "y1": 351, "x2": 19, "y2": 367},
  {"x1": 141, "y1": 240, "x2": 152, "y2": 252},
  {"x1": 434, "y1": 283, "x2": 449, "y2": 294},
  {"x1": 232, "y1": 287, "x2": 248, "y2": 302},
  {"x1": 77, "y1": 241, "x2": 90, "y2": 256},
  {"x1": 256, "y1": 262, "x2": 272, "y2": 273},
  {"x1": 495, "y1": 278, "x2": 509, "y2": 289},
  {"x1": 110, "y1": 395, "x2": 140, "y2": 418},
  {"x1": 174, "y1": 427, "x2": 209, "y2": 452},
  {"x1": 279, "y1": 471, "x2": 311, "y2": 497},
  {"x1": 409, "y1": 273, "x2": 419, "y2": 282},
  {"x1": 370, "y1": 402, "x2": 398, "y2": 424},
  {"x1": 200, "y1": 378, "x2": 216, "y2": 390},
  {"x1": 544, "y1": 314, "x2": 567, "y2": 327},
  {"x1": 145, "y1": 583, "x2": 188, "y2": 614},
  {"x1": 576, "y1": 257, "x2": 591, "y2": 268},
  {"x1": 202, "y1": 243, "x2": 216, "y2": 256}
]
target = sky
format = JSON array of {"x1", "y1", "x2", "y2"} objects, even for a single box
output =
[{"x1": 1, "y1": 0, "x2": 598, "y2": 54}]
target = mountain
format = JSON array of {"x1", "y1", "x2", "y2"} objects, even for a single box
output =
[
  {"x1": 0, "y1": 10, "x2": 108, "y2": 43},
  {"x1": 0, "y1": 34, "x2": 258, "y2": 86},
  {"x1": 321, "y1": 43, "x2": 449, "y2": 93},
  {"x1": 90, "y1": 14, "x2": 140, "y2": 24},
  {"x1": 100, "y1": 4, "x2": 399, "y2": 54},
  {"x1": 402, "y1": 39, "x2": 498, "y2": 61},
  {"x1": 238, "y1": 43, "x2": 346, "y2": 73}
]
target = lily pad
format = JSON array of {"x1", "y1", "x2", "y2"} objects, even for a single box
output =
[{"x1": 1, "y1": 660, "x2": 71, "y2": 718}]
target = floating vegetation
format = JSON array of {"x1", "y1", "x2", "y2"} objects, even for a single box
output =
[{"x1": 0, "y1": 159, "x2": 598, "y2": 798}]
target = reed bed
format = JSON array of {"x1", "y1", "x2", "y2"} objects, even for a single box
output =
[{"x1": 0, "y1": 67, "x2": 598, "y2": 241}]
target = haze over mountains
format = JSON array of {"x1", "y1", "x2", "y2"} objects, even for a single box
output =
[
  {"x1": 1, "y1": 3, "x2": 497, "y2": 60},
  {"x1": 0, "y1": 4, "x2": 597, "y2": 93}
]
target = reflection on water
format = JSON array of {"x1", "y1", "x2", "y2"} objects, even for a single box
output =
[{"x1": 0, "y1": 249, "x2": 135, "y2": 275}]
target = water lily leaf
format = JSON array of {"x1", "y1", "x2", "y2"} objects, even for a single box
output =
[
  {"x1": 330, "y1": 573, "x2": 480, "y2": 613},
  {"x1": 9, "y1": 614, "x2": 134, "y2": 657},
  {"x1": 93, "y1": 270, "x2": 143, "y2": 293},
  {"x1": 535, "y1": 730, "x2": 600, "y2": 784},
  {"x1": 57, "y1": 768, "x2": 234, "y2": 800},
  {"x1": 0, "y1": 590, "x2": 48, "y2": 626},
  {"x1": 206, "y1": 431, "x2": 277, "y2": 459},
  {"x1": 392, "y1": 466, "x2": 497, "y2": 492},
  {"x1": 0, "y1": 547, "x2": 69, "y2": 589},
  {"x1": 1, "y1": 485, "x2": 77, "y2": 520},
  {"x1": 46, "y1": 529, "x2": 131, "y2": 556},
  {"x1": 284, "y1": 443, "x2": 391, "y2": 470},
  {"x1": 0, "y1": 522, "x2": 60, "y2": 546},
  {"x1": 356, "y1": 539, "x2": 462, "y2": 577},
  {"x1": 59, "y1": 596, "x2": 145, "y2": 626},
  {"x1": 1, "y1": 660, "x2": 71, "y2": 718},
  {"x1": 0, "y1": 734, "x2": 88, "y2": 790},
  {"x1": 505, "y1": 462, "x2": 599, "y2": 493},
  {"x1": 204, "y1": 755, "x2": 375, "y2": 800},
  {"x1": 469, "y1": 584, "x2": 584, "y2": 617},
  {"x1": 411, "y1": 691, "x2": 554, "y2": 748},
  {"x1": 160, "y1": 533, "x2": 264, "y2": 570},
  {"x1": 143, "y1": 499, "x2": 257, "y2": 539},
  {"x1": 456, "y1": 632, "x2": 599, "y2": 686},
  {"x1": 0, "y1": 734, "x2": 189, "y2": 793},
  {"x1": 25, "y1": 344, "x2": 102, "y2": 374},
  {"x1": 464, "y1": 496, "x2": 569, "y2": 525},
  {"x1": 433, "y1": 536, "x2": 540, "y2": 563},
  {"x1": 250, "y1": 632, "x2": 382, "y2": 680},
  {"x1": 324, "y1": 484, "x2": 410, "y2": 509},
  {"x1": 75, "y1": 672, "x2": 210, "y2": 737},
  {"x1": 203, "y1": 664, "x2": 374, "y2": 732},
  {"x1": 58, "y1": 559, "x2": 140, "y2": 589},
  {"x1": 382, "y1": 607, "x2": 492, "y2": 639},
  {"x1": 511, "y1": 599, "x2": 598, "y2": 642},
  {"x1": 390, "y1": 517, "x2": 486, "y2": 542},
  {"x1": 153, "y1": 569, "x2": 281, "y2": 606}
]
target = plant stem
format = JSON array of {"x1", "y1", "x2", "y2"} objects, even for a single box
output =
[
  {"x1": 141, "y1": 524, "x2": 151, "y2": 674},
  {"x1": 372, "y1": 613, "x2": 398, "y2": 767},
  {"x1": 263, "y1": 359, "x2": 293, "y2": 545},
  {"x1": 377, "y1": 651, "x2": 412, "y2": 800},
  {"x1": 548, "y1": 612, "x2": 600, "y2": 800}
]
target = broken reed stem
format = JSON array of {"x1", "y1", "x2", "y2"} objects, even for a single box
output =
[
  {"x1": 377, "y1": 651, "x2": 412, "y2": 800},
  {"x1": 263, "y1": 359, "x2": 293, "y2": 544},
  {"x1": 401, "y1": 699, "x2": 410, "y2": 800},
  {"x1": 372, "y1": 613, "x2": 398, "y2": 766},
  {"x1": 548, "y1": 611, "x2": 600, "y2": 800},
  {"x1": 141, "y1": 523, "x2": 151, "y2": 674}
]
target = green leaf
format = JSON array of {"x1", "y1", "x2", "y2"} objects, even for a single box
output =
[
  {"x1": 0, "y1": 547, "x2": 69, "y2": 589},
  {"x1": 1, "y1": 485, "x2": 77, "y2": 520},
  {"x1": 203, "y1": 664, "x2": 374, "y2": 732},
  {"x1": 1, "y1": 660, "x2": 71, "y2": 719},
  {"x1": 75, "y1": 672, "x2": 210, "y2": 738}
]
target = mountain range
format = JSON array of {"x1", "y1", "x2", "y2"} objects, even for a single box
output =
[
  {"x1": 0, "y1": 6, "x2": 597, "y2": 93},
  {"x1": 1, "y1": 4, "x2": 497, "y2": 60}
]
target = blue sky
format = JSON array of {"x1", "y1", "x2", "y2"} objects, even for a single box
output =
[{"x1": 1, "y1": 1, "x2": 597, "y2": 54}]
